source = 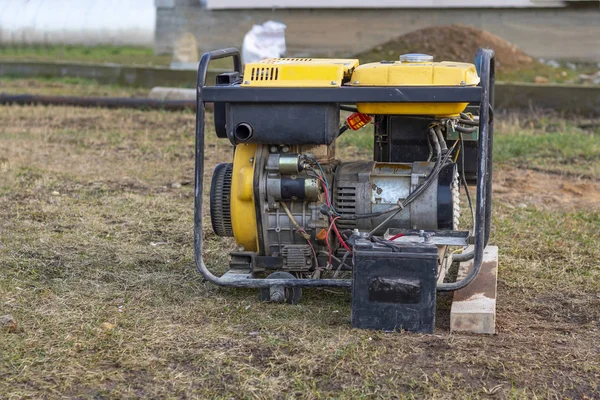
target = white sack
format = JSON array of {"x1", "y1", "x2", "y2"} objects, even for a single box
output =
[{"x1": 242, "y1": 21, "x2": 287, "y2": 64}]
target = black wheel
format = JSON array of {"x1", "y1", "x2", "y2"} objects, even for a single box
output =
[{"x1": 259, "y1": 271, "x2": 302, "y2": 305}]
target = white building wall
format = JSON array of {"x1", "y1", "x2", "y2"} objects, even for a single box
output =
[
  {"x1": 0, "y1": 0, "x2": 155, "y2": 47},
  {"x1": 206, "y1": 0, "x2": 566, "y2": 8}
]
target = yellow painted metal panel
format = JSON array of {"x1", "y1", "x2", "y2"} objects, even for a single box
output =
[
  {"x1": 230, "y1": 143, "x2": 258, "y2": 252},
  {"x1": 351, "y1": 60, "x2": 479, "y2": 116},
  {"x1": 256, "y1": 58, "x2": 359, "y2": 76},
  {"x1": 350, "y1": 61, "x2": 479, "y2": 86},
  {"x1": 242, "y1": 58, "x2": 359, "y2": 87},
  {"x1": 356, "y1": 102, "x2": 471, "y2": 117}
]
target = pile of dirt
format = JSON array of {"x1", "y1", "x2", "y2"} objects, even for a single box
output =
[{"x1": 357, "y1": 24, "x2": 533, "y2": 72}]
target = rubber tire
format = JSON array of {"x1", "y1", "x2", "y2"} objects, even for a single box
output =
[{"x1": 259, "y1": 271, "x2": 303, "y2": 305}]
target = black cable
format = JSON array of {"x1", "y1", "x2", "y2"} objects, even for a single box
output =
[
  {"x1": 348, "y1": 206, "x2": 401, "y2": 220},
  {"x1": 459, "y1": 132, "x2": 475, "y2": 232},
  {"x1": 402, "y1": 134, "x2": 457, "y2": 208},
  {"x1": 426, "y1": 132, "x2": 433, "y2": 161},
  {"x1": 338, "y1": 124, "x2": 349, "y2": 137},
  {"x1": 338, "y1": 126, "x2": 457, "y2": 224},
  {"x1": 340, "y1": 105, "x2": 358, "y2": 112},
  {"x1": 458, "y1": 119, "x2": 479, "y2": 126},
  {"x1": 371, "y1": 237, "x2": 402, "y2": 252},
  {"x1": 366, "y1": 131, "x2": 458, "y2": 236},
  {"x1": 455, "y1": 125, "x2": 478, "y2": 134},
  {"x1": 452, "y1": 133, "x2": 478, "y2": 264},
  {"x1": 333, "y1": 251, "x2": 352, "y2": 278}
]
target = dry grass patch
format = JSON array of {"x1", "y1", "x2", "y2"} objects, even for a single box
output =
[
  {"x1": 1, "y1": 105, "x2": 599, "y2": 399},
  {"x1": 1, "y1": 77, "x2": 151, "y2": 97}
]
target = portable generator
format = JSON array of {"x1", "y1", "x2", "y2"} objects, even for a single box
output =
[{"x1": 194, "y1": 48, "x2": 495, "y2": 333}]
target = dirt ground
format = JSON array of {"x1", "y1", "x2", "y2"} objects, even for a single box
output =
[
  {"x1": 355, "y1": 25, "x2": 533, "y2": 72},
  {"x1": 1, "y1": 104, "x2": 599, "y2": 399},
  {"x1": 494, "y1": 167, "x2": 600, "y2": 211}
]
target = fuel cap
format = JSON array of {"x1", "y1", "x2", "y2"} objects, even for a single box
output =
[{"x1": 399, "y1": 53, "x2": 434, "y2": 63}]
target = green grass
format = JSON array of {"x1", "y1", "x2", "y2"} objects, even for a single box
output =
[
  {"x1": 0, "y1": 45, "x2": 171, "y2": 66},
  {"x1": 0, "y1": 102, "x2": 599, "y2": 398},
  {"x1": 496, "y1": 61, "x2": 599, "y2": 85},
  {"x1": 0, "y1": 76, "x2": 150, "y2": 97},
  {"x1": 336, "y1": 123, "x2": 374, "y2": 157},
  {"x1": 0, "y1": 44, "x2": 239, "y2": 71},
  {"x1": 3, "y1": 45, "x2": 598, "y2": 85},
  {"x1": 494, "y1": 115, "x2": 600, "y2": 178}
]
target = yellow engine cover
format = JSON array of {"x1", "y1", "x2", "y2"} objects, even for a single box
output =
[
  {"x1": 241, "y1": 58, "x2": 359, "y2": 87},
  {"x1": 230, "y1": 143, "x2": 259, "y2": 252},
  {"x1": 350, "y1": 60, "x2": 479, "y2": 116}
]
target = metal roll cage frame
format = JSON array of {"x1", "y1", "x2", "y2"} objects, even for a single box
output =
[{"x1": 194, "y1": 47, "x2": 495, "y2": 291}]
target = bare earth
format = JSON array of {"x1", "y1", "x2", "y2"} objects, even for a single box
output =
[
  {"x1": 493, "y1": 167, "x2": 600, "y2": 210},
  {"x1": 0, "y1": 105, "x2": 598, "y2": 399}
]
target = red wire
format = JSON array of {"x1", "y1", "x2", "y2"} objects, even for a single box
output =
[
  {"x1": 317, "y1": 172, "x2": 351, "y2": 254},
  {"x1": 332, "y1": 218, "x2": 352, "y2": 253},
  {"x1": 389, "y1": 233, "x2": 404, "y2": 241},
  {"x1": 319, "y1": 178, "x2": 330, "y2": 206}
]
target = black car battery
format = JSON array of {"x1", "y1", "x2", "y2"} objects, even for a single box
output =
[{"x1": 351, "y1": 238, "x2": 438, "y2": 333}]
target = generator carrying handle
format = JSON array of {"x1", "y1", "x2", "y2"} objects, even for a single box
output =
[
  {"x1": 438, "y1": 48, "x2": 495, "y2": 292},
  {"x1": 194, "y1": 48, "x2": 352, "y2": 289},
  {"x1": 197, "y1": 47, "x2": 242, "y2": 89}
]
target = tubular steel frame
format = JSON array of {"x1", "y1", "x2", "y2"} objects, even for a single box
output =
[{"x1": 194, "y1": 47, "x2": 495, "y2": 291}]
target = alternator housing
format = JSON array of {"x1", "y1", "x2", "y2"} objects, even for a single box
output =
[{"x1": 333, "y1": 161, "x2": 457, "y2": 234}]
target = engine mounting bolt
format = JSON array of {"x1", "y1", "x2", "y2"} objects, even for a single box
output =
[
  {"x1": 249, "y1": 157, "x2": 254, "y2": 163},
  {"x1": 330, "y1": 81, "x2": 336, "y2": 85},
  {"x1": 282, "y1": 146, "x2": 290, "y2": 153},
  {"x1": 270, "y1": 146, "x2": 278, "y2": 153},
  {"x1": 353, "y1": 81, "x2": 359, "y2": 84},
  {"x1": 460, "y1": 81, "x2": 466, "y2": 86},
  {"x1": 306, "y1": 260, "x2": 312, "y2": 265}
]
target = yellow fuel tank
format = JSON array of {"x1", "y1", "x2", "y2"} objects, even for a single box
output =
[{"x1": 350, "y1": 54, "x2": 479, "y2": 116}]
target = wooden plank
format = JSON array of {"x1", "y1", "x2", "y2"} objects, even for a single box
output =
[{"x1": 450, "y1": 246, "x2": 498, "y2": 334}]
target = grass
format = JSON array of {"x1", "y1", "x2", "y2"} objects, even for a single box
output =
[
  {"x1": 0, "y1": 76, "x2": 150, "y2": 97},
  {"x1": 2, "y1": 45, "x2": 597, "y2": 85},
  {"x1": 0, "y1": 44, "x2": 241, "y2": 71},
  {"x1": 496, "y1": 61, "x2": 599, "y2": 85},
  {"x1": 0, "y1": 45, "x2": 171, "y2": 66},
  {"x1": 0, "y1": 98, "x2": 599, "y2": 398},
  {"x1": 494, "y1": 113, "x2": 600, "y2": 178}
]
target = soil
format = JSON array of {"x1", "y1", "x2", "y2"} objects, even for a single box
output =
[
  {"x1": 493, "y1": 167, "x2": 600, "y2": 210},
  {"x1": 357, "y1": 24, "x2": 534, "y2": 72},
  {"x1": 1, "y1": 103, "x2": 599, "y2": 398}
]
